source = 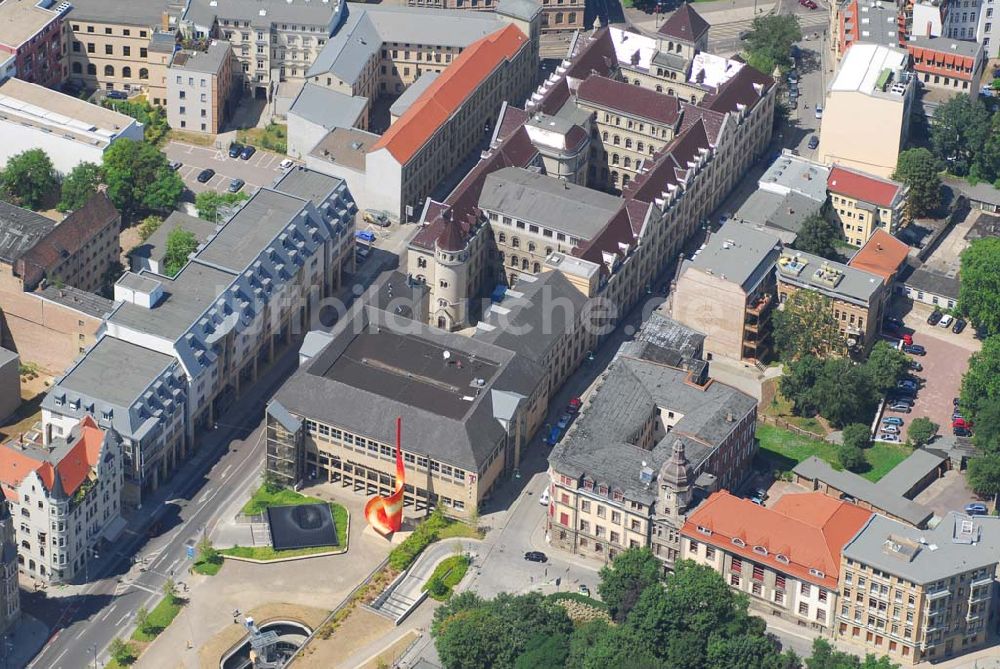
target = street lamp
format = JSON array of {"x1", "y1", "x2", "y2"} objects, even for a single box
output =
[{"x1": 88, "y1": 643, "x2": 98, "y2": 668}]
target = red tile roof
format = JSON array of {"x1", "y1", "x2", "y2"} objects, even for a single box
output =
[
  {"x1": 372, "y1": 24, "x2": 528, "y2": 165},
  {"x1": 577, "y1": 75, "x2": 682, "y2": 125},
  {"x1": 658, "y1": 4, "x2": 710, "y2": 41},
  {"x1": 847, "y1": 229, "x2": 910, "y2": 283},
  {"x1": 827, "y1": 165, "x2": 904, "y2": 208},
  {"x1": 682, "y1": 491, "x2": 871, "y2": 589},
  {"x1": 0, "y1": 415, "x2": 106, "y2": 499}
]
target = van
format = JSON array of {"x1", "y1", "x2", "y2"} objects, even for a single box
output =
[{"x1": 939, "y1": 314, "x2": 954, "y2": 328}]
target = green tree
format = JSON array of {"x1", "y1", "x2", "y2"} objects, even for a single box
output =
[
  {"x1": 812, "y1": 358, "x2": 876, "y2": 428},
  {"x1": 513, "y1": 632, "x2": 569, "y2": 669},
  {"x1": 907, "y1": 417, "x2": 938, "y2": 447},
  {"x1": 794, "y1": 213, "x2": 842, "y2": 260},
  {"x1": 865, "y1": 341, "x2": 910, "y2": 395},
  {"x1": 0, "y1": 148, "x2": 59, "y2": 210},
  {"x1": 135, "y1": 605, "x2": 151, "y2": 635},
  {"x1": 596, "y1": 546, "x2": 661, "y2": 622},
  {"x1": 959, "y1": 238, "x2": 1000, "y2": 337},
  {"x1": 841, "y1": 423, "x2": 871, "y2": 451},
  {"x1": 163, "y1": 577, "x2": 178, "y2": 603},
  {"x1": 579, "y1": 626, "x2": 661, "y2": 669},
  {"x1": 807, "y1": 638, "x2": 899, "y2": 669},
  {"x1": 892, "y1": 148, "x2": 942, "y2": 218},
  {"x1": 163, "y1": 227, "x2": 198, "y2": 277},
  {"x1": 194, "y1": 190, "x2": 249, "y2": 221},
  {"x1": 435, "y1": 606, "x2": 505, "y2": 669},
  {"x1": 109, "y1": 638, "x2": 138, "y2": 666},
  {"x1": 838, "y1": 443, "x2": 867, "y2": 472},
  {"x1": 960, "y1": 336, "x2": 1000, "y2": 416},
  {"x1": 930, "y1": 95, "x2": 992, "y2": 177},
  {"x1": 707, "y1": 633, "x2": 788, "y2": 669},
  {"x1": 197, "y1": 536, "x2": 221, "y2": 566},
  {"x1": 137, "y1": 215, "x2": 163, "y2": 242},
  {"x1": 773, "y1": 290, "x2": 843, "y2": 361},
  {"x1": 57, "y1": 161, "x2": 102, "y2": 212},
  {"x1": 102, "y1": 139, "x2": 183, "y2": 218},
  {"x1": 967, "y1": 454, "x2": 1000, "y2": 499},
  {"x1": 780, "y1": 356, "x2": 824, "y2": 416},
  {"x1": 743, "y1": 14, "x2": 802, "y2": 74},
  {"x1": 566, "y1": 620, "x2": 614, "y2": 669},
  {"x1": 972, "y1": 399, "x2": 1000, "y2": 454}
]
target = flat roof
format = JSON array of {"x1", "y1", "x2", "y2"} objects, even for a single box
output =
[
  {"x1": 831, "y1": 43, "x2": 909, "y2": 96},
  {"x1": 130, "y1": 211, "x2": 217, "y2": 265},
  {"x1": 735, "y1": 190, "x2": 824, "y2": 238},
  {"x1": 777, "y1": 249, "x2": 884, "y2": 305},
  {"x1": 687, "y1": 221, "x2": 782, "y2": 291},
  {"x1": 289, "y1": 83, "x2": 367, "y2": 131},
  {"x1": 758, "y1": 152, "x2": 831, "y2": 202},
  {"x1": 36, "y1": 285, "x2": 114, "y2": 320},
  {"x1": 272, "y1": 166, "x2": 345, "y2": 207},
  {"x1": 185, "y1": 0, "x2": 341, "y2": 28},
  {"x1": 58, "y1": 336, "x2": 176, "y2": 409},
  {"x1": 195, "y1": 188, "x2": 308, "y2": 273},
  {"x1": 66, "y1": 0, "x2": 175, "y2": 27},
  {"x1": 171, "y1": 40, "x2": 231, "y2": 75},
  {"x1": 308, "y1": 126, "x2": 378, "y2": 172},
  {"x1": 0, "y1": 0, "x2": 62, "y2": 48},
  {"x1": 478, "y1": 167, "x2": 621, "y2": 241}
]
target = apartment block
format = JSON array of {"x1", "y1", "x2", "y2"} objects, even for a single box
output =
[
  {"x1": 0, "y1": 415, "x2": 124, "y2": 584},
  {"x1": 547, "y1": 331, "x2": 758, "y2": 568},
  {"x1": 818, "y1": 44, "x2": 915, "y2": 179},
  {"x1": 66, "y1": 0, "x2": 178, "y2": 103},
  {"x1": 181, "y1": 0, "x2": 345, "y2": 97},
  {"x1": 0, "y1": 0, "x2": 70, "y2": 89},
  {"x1": 837, "y1": 513, "x2": 1000, "y2": 664},
  {"x1": 0, "y1": 77, "x2": 143, "y2": 173},
  {"x1": 42, "y1": 168, "x2": 358, "y2": 505},
  {"x1": 408, "y1": 0, "x2": 576, "y2": 33},
  {"x1": 906, "y1": 36, "x2": 985, "y2": 97},
  {"x1": 733, "y1": 151, "x2": 830, "y2": 245},
  {"x1": 166, "y1": 40, "x2": 236, "y2": 134},
  {"x1": 683, "y1": 491, "x2": 871, "y2": 634},
  {"x1": 670, "y1": 223, "x2": 783, "y2": 363},
  {"x1": 265, "y1": 302, "x2": 547, "y2": 520},
  {"x1": 0, "y1": 488, "x2": 19, "y2": 635},
  {"x1": 828, "y1": 166, "x2": 908, "y2": 246}
]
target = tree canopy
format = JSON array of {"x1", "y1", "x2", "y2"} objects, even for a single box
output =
[
  {"x1": 841, "y1": 423, "x2": 871, "y2": 451},
  {"x1": 864, "y1": 341, "x2": 911, "y2": 396},
  {"x1": 807, "y1": 638, "x2": 899, "y2": 669},
  {"x1": 164, "y1": 227, "x2": 198, "y2": 277},
  {"x1": 597, "y1": 546, "x2": 661, "y2": 622},
  {"x1": 907, "y1": 417, "x2": 938, "y2": 447},
  {"x1": 1, "y1": 148, "x2": 59, "y2": 210},
  {"x1": 743, "y1": 15, "x2": 802, "y2": 75},
  {"x1": 892, "y1": 148, "x2": 942, "y2": 218},
  {"x1": 57, "y1": 161, "x2": 103, "y2": 212},
  {"x1": 958, "y1": 237, "x2": 1000, "y2": 337},
  {"x1": 781, "y1": 355, "x2": 883, "y2": 428},
  {"x1": 773, "y1": 290, "x2": 843, "y2": 361},
  {"x1": 967, "y1": 454, "x2": 1000, "y2": 498},
  {"x1": 960, "y1": 336, "x2": 1000, "y2": 417},
  {"x1": 929, "y1": 95, "x2": 994, "y2": 178},
  {"x1": 794, "y1": 213, "x2": 842, "y2": 260},
  {"x1": 194, "y1": 190, "x2": 249, "y2": 221},
  {"x1": 972, "y1": 399, "x2": 1000, "y2": 454},
  {"x1": 102, "y1": 138, "x2": 183, "y2": 218}
]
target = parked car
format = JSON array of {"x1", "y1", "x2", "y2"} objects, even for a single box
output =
[
  {"x1": 964, "y1": 503, "x2": 988, "y2": 516},
  {"x1": 539, "y1": 489, "x2": 550, "y2": 506},
  {"x1": 355, "y1": 230, "x2": 376, "y2": 243},
  {"x1": 196, "y1": 168, "x2": 215, "y2": 183},
  {"x1": 910, "y1": 361, "x2": 923, "y2": 372},
  {"x1": 578, "y1": 584, "x2": 591, "y2": 596},
  {"x1": 927, "y1": 310, "x2": 943, "y2": 325},
  {"x1": 901, "y1": 333, "x2": 913, "y2": 346},
  {"x1": 881, "y1": 425, "x2": 900, "y2": 434},
  {"x1": 240, "y1": 145, "x2": 256, "y2": 160},
  {"x1": 228, "y1": 143, "x2": 244, "y2": 158},
  {"x1": 556, "y1": 413, "x2": 573, "y2": 430},
  {"x1": 897, "y1": 379, "x2": 918, "y2": 391},
  {"x1": 953, "y1": 397, "x2": 961, "y2": 406},
  {"x1": 887, "y1": 403, "x2": 912, "y2": 413},
  {"x1": 903, "y1": 344, "x2": 926, "y2": 356},
  {"x1": 890, "y1": 395, "x2": 914, "y2": 405},
  {"x1": 524, "y1": 551, "x2": 548, "y2": 563},
  {"x1": 954, "y1": 426, "x2": 972, "y2": 436},
  {"x1": 807, "y1": 136, "x2": 819, "y2": 150},
  {"x1": 227, "y1": 178, "x2": 245, "y2": 193},
  {"x1": 814, "y1": 106, "x2": 823, "y2": 119},
  {"x1": 879, "y1": 434, "x2": 901, "y2": 443},
  {"x1": 787, "y1": 71, "x2": 799, "y2": 84},
  {"x1": 953, "y1": 417, "x2": 970, "y2": 429},
  {"x1": 168, "y1": 160, "x2": 182, "y2": 171},
  {"x1": 279, "y1": 158, "x2": 295, "y2": 170},
  {"x1": 952, "y1": 318, "x2": 967, "y2": 334},
  {"x1": 749, "y1": 495, "x2": 765, "y2": 506},
  {"x1": 567, "y1": 397, "x2": 583, "y2": 413},
  {"x1": 356, "y1": 245, "x2": 370, "y2": 262},
  {"x1": 884, "y1": 316, "x2": 904, "y2": 331},
  {"x1": 938, "y1": 314, "x2": 954, "y2": 329},
  {"x1": 544, "y1": 425, "x2": 563, "y2": 446},
  {"x1": 363, "y1": 209, "x2": 391, "y2": 227},
  {"x1": 106, "y1": 90, "x2": 128, "y2": 100},
  {"x1": 882, "y1": 417, "x2": 904, "y2": 426}
]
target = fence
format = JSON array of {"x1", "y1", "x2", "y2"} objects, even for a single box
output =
[{"x1": 757, "y1": 413, "x2": 825, "y2": 440}]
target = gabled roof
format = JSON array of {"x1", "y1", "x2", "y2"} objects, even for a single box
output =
[
  {"x1": 828, "y1": 165, "x2": 904, "y2": 208},
  {"x1": 847, "y1": 229, "x2": 910, "y2": 283},
  {"x1": 577, "y1": 74, "x2": 682, "y2": 126},
  {"x1": 371, "y1": 23, "x2": 527, "y2": 165},
  {"x1": 0, "y1": 415, "x2": 109, "y2": 499},
  {"x1": 683, "y1": 491, "x2": 871, "y2": 589},
  {"x1": 0, "y1": 200, "x2": 56, "y2": 264},
  {"x1": 657, "y1": 4, "x2": 710, "y2": 42},
  {"x1": 700, "y1": 64, "x2": 773, "y2": 114}
]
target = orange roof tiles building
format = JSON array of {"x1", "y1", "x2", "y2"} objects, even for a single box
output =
[
  {"x1": 828, "y1": 165, "x2": 909, "y2": 247},
  {"x1": 682, "y1": 491, "x2": 871, "y2": 635},
  {"x1": 0, "y1": 415, "x2": 124, "y2": 584},
  {"x1": 848, "y1": 229, "x2": 911, "y2": 284}
]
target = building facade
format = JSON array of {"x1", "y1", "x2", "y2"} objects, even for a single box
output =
[
  {"x1": 0, "y1": 415, "x2": 124, "y2": 584},
  {"x1": 407, "y1": 0, "x2": 580, "y2": 33},
  {"x1": 907, "y1": 36, "x2": 985, "y2": 96},
  {"x1": 166, "y1": 40, "x2": 236, "y2": 134},
  {"x1": 828, "y1": 166, "x2": 908, "y2": 246},
  {"x1": 0, "y1": 489, "x2": 19, "y2": 636},
  {"x1": 0, "y1": 0, "x2": 70, "y2": 89}
]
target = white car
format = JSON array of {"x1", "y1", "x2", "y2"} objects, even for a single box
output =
[
  {"x1": 279, "y1": 158, "x2": 294, "y2": 170},
  {"x1": 539, "y1": 489, "x2": 550, "y2": 506},
  {"x1": 814, "y1": 106, "x2": 823, "y2": 119},
  {"x1": 879, "y1": 434, "x2": 901, "y2": 443},
  {"x1": 881, "y1": 425, "x2": 900, "y2": 434},
  {"x1": 939, "y1": 314, "x2": 954, "y2": 329}
]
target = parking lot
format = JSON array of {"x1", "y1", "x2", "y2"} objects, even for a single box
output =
[
  {"x1": 163, "y1": 140, "x2": 291, "y2": 195},
  {"x1": 879, "y1": 301, "x2": 979, "y2": 443}
]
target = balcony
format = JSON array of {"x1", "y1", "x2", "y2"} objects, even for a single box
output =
[
  {"x1": 746, "y1": 293, "x2": 773, "y2": 317},
  {"x1": 926, "y1": 588, "x2": 951, "y2": 601}
]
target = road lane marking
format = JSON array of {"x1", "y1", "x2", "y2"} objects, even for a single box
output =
[
  {"x1": 198, "y1": 489, "x2": 212, "y2": 504},
  {"x1": 75, "y1": 628, "x2": 87, "y2": 640},
  {"x1": 53, "y1": 648, "x2": 69, "y2": 665},
  {"x1": 101, "y1": 604, "x2": 116, "y2": 622},
  {"x1": 221, "y1": 464, "x2": 232, "y2": 478},
  {"x1": 117, "y1": 613, "x2": 130, "y2": 625}
]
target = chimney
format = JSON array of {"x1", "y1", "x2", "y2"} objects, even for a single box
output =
[
  {"x1": 162, "y1": 11, "x2": 170, "y2": 32},
  {"x1": 726, "y1": 411, "x2": 734, "y2": 422}
]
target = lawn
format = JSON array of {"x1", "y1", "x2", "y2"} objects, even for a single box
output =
[
  {"x1": 221, "y1": 543, "x2": 341, "y2": 561},
  {"x1": 241, "y1": 485, "x2": 326, "y2": 516},
  {"x1": 761, "y1": 384, "x2": 828, "y2": 436},
  {"x1": 229, "y1": 485, "x2": 349, "y2": 560},
  {"x1": 422, "y1": 555, "x2": 470, "y2": 601},
  {"x1": 192, "y1": 559, "x2": 222, "y2": 576},
  {"x1": 133, "y1": 595, "x2": 184, "y2": 642},
  {"x1": 237, "y1": 122, "x2": 287, "y2": 154},
  {"x1": 756, "y1": 425, "x2": 910, "y2": 483}
]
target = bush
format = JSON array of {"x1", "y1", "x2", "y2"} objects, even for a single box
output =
[
  {"x1": 842, "y1": 423, "x2": 871, "y2": 450},
  {"x1": 908, "y1": 417, "x2": 938, "y2": 447},
  {"x1": 109, "y1": 638, "x2": 138, "y2": 666},
  {"x1": 388, "y1": 508, "x2": 451, "y2": 571},
  {"x1": 838, "y1": 444, "x2": 867, "y2": 472}
]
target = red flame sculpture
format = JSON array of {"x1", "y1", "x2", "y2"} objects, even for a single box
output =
[{"x1": 364, "y1": 417, "x2": 405, "y2": 535}]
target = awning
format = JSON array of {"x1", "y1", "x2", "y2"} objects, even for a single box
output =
[{"x1": 101, "y1": 516, "x2": 127, "y2": 543}]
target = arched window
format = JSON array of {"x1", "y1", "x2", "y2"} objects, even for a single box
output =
[
  {"x1": 521, "y1": 258, "x2": 529, "y2": 270},
  {"x1": 545, "y1": 247, "x2": 553, "y2": 256},
  {"x1": 655, "y1": 85, "x2": 662, "y2": 93},
  {"x1": 624, "y1": 157, "x2": 632, "y2": 168},
  {"x1": 622, "y1": 174, "x2": 631, "y2": 186},
  {"x1": 139, "y1": 68, "x2": 149, "y2": 80},
  {"x1": 533, "y1": 262, "x2": 541, "y2": 273},
  {"x1": 417, "y1": 257, "x2": 427, "y2": 269},
  {"x1": 528, "y1": 242, "x2": 535, "y2": 252},
  {"x1": 611, "y1": 154, "x2": 620, "y2": 165},
  {"x1": 625, "y1": 138, "x2": 632, "y2": 149},
  {"x1": 633, "y1": 79, "x2": 640, "y2": 85},
  {"x1": 87, "y1": 63, "x2": 96, "y2": 75},
  {"x1": 612, "y1": 135, "x2": 620, "y2": 146},
  {"x1": 601, "y1": 131, "x2": 608, "y2": 141},
  {"x1": 611, "y1": 171, "x2": 619, "y2": 183},
  {"x1": 122, "y1": 66, "x2": 132, "y2": 78},
  {"x1": 511, "y1": 237, "x2": 520, "y2": 248},
  {"x1": 555, "y1": 11, "x2": 563, "y2": 22},
  {"x1": 637, "y1": 142, "x2": 644, "y2": 153},
  {"x1": 668, "y1": 87, "x2": 674, "y2": 95},
  {"x1": 498, "y1": 232, "x2": 506, "y2": 243},
  {"x1": 104, "y1": 65, "x2": 114, "y2": 77},
  {"x1": 510, "y1": 255, "x2": 519, "y2": 267},
  {"x1": 72, "y1": 62, "x2": 82, "y2": 74}
]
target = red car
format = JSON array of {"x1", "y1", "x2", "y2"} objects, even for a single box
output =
[
  {"x1": 567, "y1": 397, "x2": 583, "y2": 413},
  {"x1": 799, "y1": 0, "x2": 818, "y2": 8},
  {"x1": 902, "y1": 334, "x2": 913, "y2": 346}
]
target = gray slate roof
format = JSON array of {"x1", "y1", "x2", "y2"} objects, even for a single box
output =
[
  {"x1": 550, "y1": 353, "x2": 756, "y2": 505},
  {"x1": 843, "y1": 512, "x2": 1000, "y2": 585},
  {"x1": 793, "y1": 456, "x2": 934, "y2": 527},
  {"x1": 478, "y1": 167, "x2": 621, "y2": 241},
  {"x1": 288, "y1": 83, "x2": 367, "y2": 132},
  {"x1": 908, "y1": 36, "x2": 983, "y2": 58},
  {"x1": 273, "y1": 305, "x2": 544, "y2": 472},
  {"x1": 0, "y1": 201, "x2": 56, "y2": 264},
  {"x1": 272, "y1": 165, "x2": 346, "y2": 207},
  {"x1": 390, "y1": 72, "x2": 439, "y2": 118},
  {"x1": 36, "y1": 285, "x2": 114, "y2": 320},
  {"x1": 735, "y1": 190, "x2": 824, "y2": 240},
  {"x1": 904, "y1": 266, "x2": 960, "y2": 300},
  {"x1": 496, "y1": 0, "x2": 541, "y2": 21},
  {"x1": 171, "y1": 41, "x2": 231, "y2": 74},
  {"x1": 67, "y1": 0, "x2": 177, "y2": 26},
  {"x1": 685, "y1": 220, "x2": 782, "y2": 292},
  {"x1": 877, "y1": 448, "x2": 947, "y2": 498},
  {"x1": 184, "y1": 0, "x2": 341, "y2": 29}
]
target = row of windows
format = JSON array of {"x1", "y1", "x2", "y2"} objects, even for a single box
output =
[
  {"x1": 72, "y1": 24, "x2": 148, "y2": 38},
  {"x1": 71, "y1": 62, "x2": 149, "y2": 78}
]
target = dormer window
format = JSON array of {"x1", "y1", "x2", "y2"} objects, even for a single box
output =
[
  {"x1": 697, "y1": 525, "x2": 712, "y2": 536},
  {"x1": 776, "y1": 554, "x2": 790, "y2": 564},
  {"x1": 732, "y1": 537, "x2": 746, "y2": 548},
  {"x1": 598, "y1": 485, "x2": 608, "y2": 496},
  {"x1": 54, "y1": 395, "x2": 64, "y2": 406},
  {"x1": 69, "y1": 399, "x2": 80, "y2": 410},
  {"x1": 753, "y1": 545, "x2": 768, "y2": 556},
  {"x1": 809, "y1": 568, "x2": 825, "y2": 579},
  {"x1": 101, "y1": 410, "x2": 113, "y2": 421},
  {"x1": 583, "y1": 478, "x2": 594, "y2": 491}
]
